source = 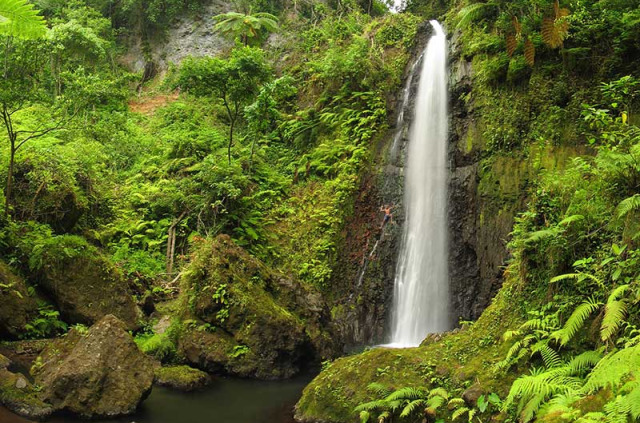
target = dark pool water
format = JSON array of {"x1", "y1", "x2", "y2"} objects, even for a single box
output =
[{"x1": 0, "y1": 376, "x2": 311, "y2": 423}]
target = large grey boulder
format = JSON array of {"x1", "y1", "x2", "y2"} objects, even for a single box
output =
[{"x1": 33, "y1": 315, "x2": 155, "y2": 418}]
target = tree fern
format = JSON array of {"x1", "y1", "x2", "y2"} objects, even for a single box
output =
[
  {"x1": 616, "y1": 194, "x2": 640, "y2": 219},
  {"x1": 456, "y1": 2, "x2": 497, "y2": 29},
  {"x1": 541, "y1": 0, "x2": 570, "y2": 49},
  {"x1": 0, "y1": 0, "x2": 46, "y2": 39},
  {"x1": 601, "y1": 285, "x2": 630, "y2": 343}
]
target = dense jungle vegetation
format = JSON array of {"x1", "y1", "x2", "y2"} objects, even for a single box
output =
[{"x1": 0, "y1": 0, "x2": 639, "y2": 422}]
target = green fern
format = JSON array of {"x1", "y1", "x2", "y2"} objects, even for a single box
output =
[
  {"x1": 456, "y1": 2, "x2": 498, "y2": 29},
  {"x1": 616, "y1": 194, "x2": 640, "y2": 219},
  {"x1": 366, "y1": 382, "x2": 392, "y2": 398},
  {"x1": 601, "y1": 285, "x2": 630, "y2": 343},
  {"x1": 582, "y1": 344, "x2": 640, "y2": 394},
  {"x1": 550, "y1": 272, "x2": 604, "y2": 289},
  {"x1": 532, "y1": 341, "x2": 562, "y2": 368},
  {"x1": 399, "y1": 399, "x2": 427, "y2": 418},
  {"x1": 550, "y1": 299, "x2": 601, "y2": 346},
  {"x1": 0, "y1": 0, "x2": 47, "y2": 39},
  {"x1": 451, "y1": 406, "x2": 471, "y2": 421}
]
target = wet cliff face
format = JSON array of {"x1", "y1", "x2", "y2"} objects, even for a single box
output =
[{"x1": 330, "y1": 24, "x2": 433, "y2": 347}]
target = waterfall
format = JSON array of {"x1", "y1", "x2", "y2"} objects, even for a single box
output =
[{"x1": 387, "y1": 20, "x2": 450, "y2": 348}]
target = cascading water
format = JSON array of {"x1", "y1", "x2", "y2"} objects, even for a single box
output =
[{"x1": 387, "y1": 20, "x2": 450, "y2": 348}]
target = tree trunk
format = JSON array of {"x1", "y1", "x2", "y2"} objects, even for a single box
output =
[{"x1": 5, "y1": 137, "x2": 15, "y2": 217}]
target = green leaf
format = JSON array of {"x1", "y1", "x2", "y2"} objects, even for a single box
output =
[{"x1": 477, "y1": 394, "x2": 488, "y2": 412}]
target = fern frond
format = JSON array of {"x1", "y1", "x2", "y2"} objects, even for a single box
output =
[
  {"x1": 564, "y1": 350, "x2": 603, "y2": 375},
  {"x1": 400, "y1": 399, "x2": 427, "y2": 418},
  {"x1": 385, "y1": 387, "x2": 425, "y2": 402},
  {"x1": 582, "y1": 344, "x2": 640, "y2": 394},
  {"x1": 377, "y1": 410, "x2": 391, "y2": 423},
  {"x1": 456, "y1": 2, "x2": 497, "y2": 29},
  {"x1": 616, "y1": 195, "x2": 640, "y2": 219},
  {"x1": 558, "y1": 214, "x2": 585, "y2": 226},
  {"x1": 551, "y1": 299, "x2": 601, "y2": 346},
  {"x1": 601, "y1": 300, "x2": 628, "y2": 343},
  {"x1": 451, "y1": 406, "x2": 470, "y2": 421},
  {"x1": 427, "y1": 395, "x2": 446, "y2": 411},
  {"x1": 0, "y1": 0, "x2": 47, "y2": 39},
  {"x1": 524, "y1": 37, "x2": 535, "y2": 66},
  {"x1": 359, "y1": 410, "x2": 371, "y2": 423},
  {"x1": 525, "y1": 228, "x2": 557, "y2": 243},
  {"x1": 550, "y1": 272, "x2": 604, "y2": 289},
  {"x1": 448, "y1": 398, "x2": 466, "y2": 408},
  {"x1": 520, "y1": 393, "x2": 545, "y2": 423},
  {"x1": 367, "y1": 382, "x2": 391, "y2": 398},
  {"x1": 532, "y1": 341, "x2": 562, "y2": 368},
  {"x1": 355, "y1": 400, "x2": 389, "y2": 413},
  {"x1": 429, "y1": 387, "x2": 449, "y2": 400}
]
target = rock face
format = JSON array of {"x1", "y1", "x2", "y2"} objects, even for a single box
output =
[
  {"x1": 179, "y1": 235, "x2": 335, "y2": 379},
  {"x1": 33, "y1": 315, "x2": 155, "y2": 418},
  {"x1": 0, "y1": 261, "x2": 37, "y2": 339},
  {"x1": 38, "y1": 252, "x2": 142, "y2": 330},
  {"x1": 121, "y1": 0, "x2": 231, "y2": 73},
  {"x1": 329, "y1": 24, "x2": 433, "y2": 346}
]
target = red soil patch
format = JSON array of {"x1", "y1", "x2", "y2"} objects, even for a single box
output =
[{"x1": 128, "y1": 91, "x2": 180, "y2": 115}]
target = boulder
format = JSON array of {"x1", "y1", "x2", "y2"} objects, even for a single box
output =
[
  {"x1": 33, "y1": 315, "x2": 155, "y2": 418},
  {"x1": 38, "y1": 250, "x2": 142, "y2": 330},
  {"x1": 0, "y1": 261, "x2": 38, "y2": 339},
  {"x1": 179, "y1": 235, "x2": 316, "y2": 379},
  {"x1": 154, "y1": 365, "x2": 211, "y2": 391},
  {"x1": 462, "y1": 384, "x2": 484, "y2": 407}
]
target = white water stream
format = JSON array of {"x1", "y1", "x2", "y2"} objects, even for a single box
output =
[{"x1": 387, "y1": 21, "x2": 450, "y2": 348}]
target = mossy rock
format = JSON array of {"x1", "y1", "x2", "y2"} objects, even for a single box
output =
[
  {"x1": 33, "y1": 315, "x2": 155, "y2": 418},
  {"x1": 37, "y1": 248, "x2": 141, "y2": 330},
  {"x1": 179, "y1": 235, "x2": 325, "y2": 379},
  {"x1": 0, "y1": 364, "x2": 52, "y2": 420},
  {"x1": 295, "y1": 275, "x2": 526, "y2": 422},
  {"x1": 0, "y1": 261, "x2": 38, "y2": 339},
  {"x1": 154, "y1": 365, "x2": 211, "y2": 391}
]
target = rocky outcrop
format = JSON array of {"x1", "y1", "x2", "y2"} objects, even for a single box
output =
[
  {"x1": 121, "y1": 0, "x2": 231, "y2": 73},
  {"x1": 33, "y1": 315, "x2": 155, "y2": 418},
  {"x1": 154, "y1": 365, "x2": 211, "y2": 391},
  {"x1": 0, "y1": 262, "x2": 37, "y2": 339},
  {"x1": 178, "y1": 235, "x2": 333, "y2": 379},
  {"x1": 38, "y1": 251, "x2": 142, "y2": 330}
]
